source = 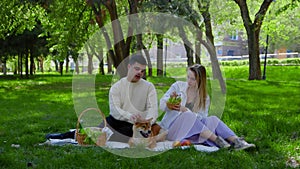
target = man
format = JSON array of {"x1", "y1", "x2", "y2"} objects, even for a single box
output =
[
  {"x1": 46, "y1": 54, "x2": 158, "y2": 143},
  {"x1": 104, "y1": 53, "x2": 158, "y2": 142}
]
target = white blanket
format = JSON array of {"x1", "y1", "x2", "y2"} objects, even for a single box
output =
[{"x1": 40, "y1": 139, "x2": 219, "y2": 152}]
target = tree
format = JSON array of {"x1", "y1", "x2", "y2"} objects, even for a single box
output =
[
  {"x1": 263, "y1": 1, "x2": 300, "y2": 52},
  {"x1": 84, "y1": 35, "x2": 105, "y2": 75},
  {"x1": 197, "y1": 0, "x2": 226, "y2": 93},
  {"x1": 129, "y1": 0, "x2": 153, "y2": 77},
  {"x1": 157, "y1": 0, "x2": 226, "y2": 93},
  {"x1": 86, "y1": 0, "x2": 134, "y2": 77},
  {"x1": 156, "y1": 34, "x2": 164, "y2": 76},
  {"x1": 42, "y1": 0, "x2": 94, "y2": 75},
  {"x1": 0, "y1": 0, "x2": 47, "y2": 77},
  {"x1": 0, "y1": 1, "x2": 40, "y2": 39},
  {"x1": 146, "y1": 0, "x2": 196, "y2": 67},
  {"x1": 177, "y1": 25, "x2": 194, "y2": 66},
  {"x1": 233, "y1": 0, "x2": 274, "y2": 80}
]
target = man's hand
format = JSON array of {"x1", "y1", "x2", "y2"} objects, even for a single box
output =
[{"x1": 130, "y1": 114, "x2": 144, "y2": 123}]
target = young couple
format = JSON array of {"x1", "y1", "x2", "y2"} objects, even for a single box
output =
[
  {"x1": 105, "y1": 53, "x2": 255, "y2": 150},
  {"x1": 47, "y1": 53, "x2": 255, "y2": 150}
]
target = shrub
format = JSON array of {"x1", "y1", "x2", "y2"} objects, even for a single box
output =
[{"x1": 218, "y1": 58, "x2": 299, "y2": 66}]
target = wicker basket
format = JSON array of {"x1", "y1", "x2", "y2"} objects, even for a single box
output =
[{"x1": 76, "y1": 108, "x2": 107, "y2": 146}]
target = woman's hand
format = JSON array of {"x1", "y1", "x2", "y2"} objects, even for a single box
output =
[
  {"x1": 168, "y1": 103, "x2": 188, "y2": 112},
  {"x1": 168, "y1": 103, "x2": 181, "y2": 111}
]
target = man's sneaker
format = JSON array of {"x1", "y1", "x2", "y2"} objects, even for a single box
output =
[
  {"x1": 215, "y1": 136, "x2": 231, "y2": 148},
  {"x1": 233, "y1": 137, "x2": 256, "y2": 150}
]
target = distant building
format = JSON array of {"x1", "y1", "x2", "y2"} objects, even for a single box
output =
[
  {"x1": 149, "y1": 39, "x2": 187, "y2": 62},
  {"x1": 215, "y1": 31, "x2": 248, "y2": 56}
]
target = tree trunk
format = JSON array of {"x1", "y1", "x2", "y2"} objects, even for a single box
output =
[
  {"x1": 65, "y1": 56, "x2": 69, "y2": 74},
  {"x1": 136, "y1": 34, "x2": 152, "y2": 77},
  {"x1": 247, "y1": 26, "x2": 262, "y2": 80},
  {"x1": 103, "y1": 0, "x2": 130, "y2": 77},
  {"x1": 178, "y1": 25, "x2": 194, "y2": 66},
  {"x1": 2, "y1": 60, "x2": 7, "y2": 75},
  {"x1": 30, "y1": 49, "x2": 35, "y2": 75},
  {"x1": 200, "y1": 2, "x2": 226, "y2": 93},
  {"x1": 87, "y1": 53, "x2": 93, "y2": 74},
  {"x1": 156, "y1": 34, "x2": 164, "y2": 76},
  {"x1": 184, "y1": 44, "x2": 194, "y2": 67},
  {"x1": 93, "y1": 10, "x2": 115, "y2": 69},
  {"x1": 14, "y1": 60, "x2": 17, "y2": 75},
  {"x1": 129, "y1": 0, "x2": 153, "y2": 77},
  {"x1": 99, "y1": 60, "x2": 104, "y2": 75},
  {"x1": 25, "y1": 51, "x2": 29, "y2": 77},
  {"x1": 54, "y1": 60, "x2": 59, "y2": 72},
  {"x1": 20, "y1": 54, "x2": 23, "y2": 77},
  {"x1": 143, "y1": 44, "x2": 153, "y2": 77},
  {"x1": 234, "y1": 0, "x2": 273, "y2": 80},
  {"x1": 19, "y1": 54, "x2": 23, "y2": 76},
  {"x1": 38, "y1": 56, "x2": 44, "y2": 73},
  {"x1": 105, "y1": 1, "x2": 125, "y2": 58},
  {"x1": 75, "y1": 58, "x2": 80, "y2": 74},
  {"x1": 95, "y1": 47, "x2": 105, "y2": 75},
  {"x1": 195, "y1": 31, "x2": 202, "y2": 64},
  {"x1": 59, "y1": 61, "x2": 64, "y2": 75},
  {"x1": 107, "y1": 52, "x2": 113, "y2": 74},
  {"x1": 89, "y1": 1, "x2": 130, "y2": 77}
]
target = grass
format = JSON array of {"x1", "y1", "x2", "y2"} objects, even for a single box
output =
[{"x1": 0, "y1": 65, "x2": 299, "y2": 168}]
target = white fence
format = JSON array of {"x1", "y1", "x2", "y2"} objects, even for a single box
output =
[{"x1": 217, "y1": 52, "x2": 299, "y2": 61}]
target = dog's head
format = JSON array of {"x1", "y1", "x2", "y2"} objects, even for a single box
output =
[{"x1": 132, "y1": 118, "x2": 153, "y2": 138}]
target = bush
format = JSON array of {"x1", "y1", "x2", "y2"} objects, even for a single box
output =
[{"x1": 219, "y1": 58, "x2": 300, "y2": 66}]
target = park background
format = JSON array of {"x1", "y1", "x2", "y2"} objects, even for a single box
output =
[{"x1": 1, "y1": 0, "x2": 300, "y2": 168}]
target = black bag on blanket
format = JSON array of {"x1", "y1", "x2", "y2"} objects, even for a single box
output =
[{"x1": 46, "y1": 131, "x2": 75, "y2": 140}]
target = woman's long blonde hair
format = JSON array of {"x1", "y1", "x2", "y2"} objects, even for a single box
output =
[{"x1": 188, "y1": 64, "x2": 207, "y2": 112}]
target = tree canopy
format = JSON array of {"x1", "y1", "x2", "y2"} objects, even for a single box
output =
[{"x1": 0, "y1": 0, "x2": 299, "y2": 79}]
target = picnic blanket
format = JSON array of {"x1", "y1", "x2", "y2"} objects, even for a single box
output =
[
  {"x1": 39, "y1": 127, "x2": 219, "y2": 152},
  {"x1": 39, "y1": 138, "x2": 219, "y2": 153}
]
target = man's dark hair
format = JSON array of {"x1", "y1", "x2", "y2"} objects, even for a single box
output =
[{"x1": 129, "y1": 53, "x2": 147, "y2": 65}]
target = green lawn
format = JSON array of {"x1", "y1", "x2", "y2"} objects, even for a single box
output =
[{"x1": 0, "y1": 65, "x2": 299, "y2": 168}]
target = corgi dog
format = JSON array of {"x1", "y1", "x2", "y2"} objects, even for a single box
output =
[{"x1": 128, "y1": 118, "x2": 167, "y2": 149}]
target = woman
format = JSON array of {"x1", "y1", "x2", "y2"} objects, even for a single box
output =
[{"x1": 159, "y1": 64, "x2": 255, "y2": 150}]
